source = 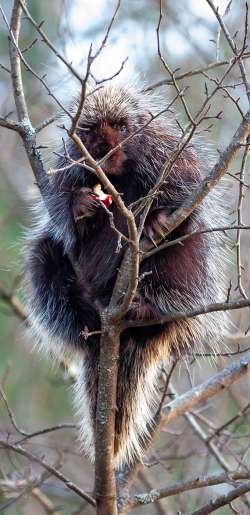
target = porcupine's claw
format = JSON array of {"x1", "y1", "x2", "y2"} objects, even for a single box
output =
[
  {"x1": 143, "y1": 208, "x2": 171, "y2": 241},
  {"x1": 72, "y1": 187, "x2": 99, "y2": 221}
]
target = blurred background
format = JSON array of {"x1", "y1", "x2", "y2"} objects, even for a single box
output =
[{"x1": 0, "y1": 1, "x2": 250, "y2": 513}]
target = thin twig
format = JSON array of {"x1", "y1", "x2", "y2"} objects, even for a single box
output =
[
  {"x1": 0, "y1": 439, "x2": 96, "y2": 507},
  {"x1": 191, "y1": 480, "x2": 250, "y2": 514}
]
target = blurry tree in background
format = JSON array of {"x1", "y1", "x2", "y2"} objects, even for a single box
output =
[{"x1": 0, "y1": 1, "x2": 250, "y2": 514}]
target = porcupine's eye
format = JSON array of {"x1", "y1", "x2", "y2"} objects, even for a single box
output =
[
  {"x1": 111, "y1": 122, "x2": 128, "y2": 134},
  {"x1": 119, "y1": 124, "x2": 128, "y2": 134}
]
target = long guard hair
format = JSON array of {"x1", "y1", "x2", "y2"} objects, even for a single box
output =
[{"x1": 25, "y1": 83, "x2": 228, "y2": 469}]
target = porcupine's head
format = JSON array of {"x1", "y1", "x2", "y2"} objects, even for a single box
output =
[{"x1": 75, "y1": 83, "x2": 166, "y2": 186}]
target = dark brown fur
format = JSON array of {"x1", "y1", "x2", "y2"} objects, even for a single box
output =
[{"x1": 26, "y1": 84, "x2": 227, "y2": 468}]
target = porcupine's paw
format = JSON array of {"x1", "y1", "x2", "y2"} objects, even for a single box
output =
[
  {"x1": 72, "y1": 187, "x2": 99, "y2": 221},
  {"x1": 143, "y1": 209, "x2": 170, "y2": 241}
]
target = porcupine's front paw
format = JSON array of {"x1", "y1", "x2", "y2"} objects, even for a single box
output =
[
  {"x1": 143, "y1": 208, "x2": 171, "y2": 241},
  {"x1": 72, "y1": 187, "x2": 99, "y2": 221}
]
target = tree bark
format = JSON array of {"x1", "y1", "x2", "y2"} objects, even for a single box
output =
[{"x1": 95, "y1": 323, "x2": 121, "y2": 515}]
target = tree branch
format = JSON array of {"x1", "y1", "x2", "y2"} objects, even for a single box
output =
[
  {"x1": 127, "y1": 472, "x2": 250, "y2": 509},
  {"x1": 140, "y1": 107, "x2": 250, "y2": 254},
  {"x1": 191, "y1": 479, "x2": 250, "y2": 514},
  {"x1": 160, "y1": 352, "x2": 250, "y2": 428},
  {"x1": 0, "y1": 439, "x2": 96, "y2": 507},
  {"x1": 124, "y1": 298, "x2": 250, "y2": 329}
]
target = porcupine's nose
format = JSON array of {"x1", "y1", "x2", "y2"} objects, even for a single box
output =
[
  {"x1": 97, "y1": 140, "x2": 111, "y2": 157},
  {"x1": 92, "y1": 137, "x2": 112, "y2": 161}
]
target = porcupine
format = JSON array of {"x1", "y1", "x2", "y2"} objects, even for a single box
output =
[{"x1": 25, "y1": 83, "x2": 228, "y2": 470}]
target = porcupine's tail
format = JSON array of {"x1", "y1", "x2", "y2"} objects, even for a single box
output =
[
  {"x1": 73, "y1": 331, "x2": 164, "y2": 470},
  {"x1": 74, "y1": 292, "x2": 229, "y2": 470}
]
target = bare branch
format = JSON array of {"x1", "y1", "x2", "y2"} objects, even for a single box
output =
[
  {"x1": 235, "y1": 137, "x2": 249, "y2": 298},
  {"x1": 160, "y1": 352, "x2": 250, "y2": 428},
  {"x1": 156, "y1": 0, "x2": 194, "y2": 124},
  {"x1": 0, "y1": 3, "x2": 72, "y2": 119},
  {"x1": 0, "y1": 115, "x2": 25, "y2": 133},
  {"x1": 127, "y1": 472, "x2": 250, "y2": 509},
  {"x1": 0, "y1": 1, "x2": 50, "y2": 195},
  {"x1": 124, "y1": 298, "x2": 250, "y2": 329},
  {"x1": 18, "y1": 0, "x2": 83, "y2": 82},
  {"x1": 191, "y1": 480, "x2": 250, "y2": 514},
  {"x1": 207, "y1": 403, "x2": 250, "y2": 443},
  {"x1": 0, "y1": 281, "x2": 27, "y2": 321},
  {"x1": 90, "y1": 56, "x2": 128, "y2": 85},
  {"x1": 140, "y1": 108, "x2": 250, "y2": 254},
  {"x1": 0, "y1": 439, "x2": 96, "y2": 507},
  {"x1": 206, "y1": 0, "x2": 250, "y2": 105},
  {"x1": 145, "y1": 54, "x2": 250, "y2": 91},
  {"x1": 31, "y1": 488, "x2": 60, "y2": 515},
  {"x1": 35, "y1": 114, "x2": 58, "y2": 133},
  {"x1": 92, "y1": 0, "x2": 121, "y2": 61},
  {"x1": 7, "y1": 1, "x2": 29, "y2": 121},
  {"x1": 142, "y1": 224, "x2": 250, "y2": 262}
]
